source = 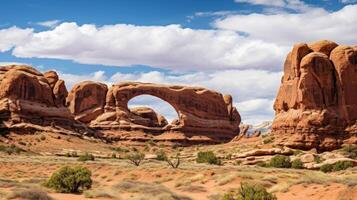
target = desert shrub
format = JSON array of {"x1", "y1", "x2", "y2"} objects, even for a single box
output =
[
  {"x1": 257, "y1": 162, "x2": 270, "y2": 168},
  {"x1": 342, "y1": 145, "x2": 357, "y2": 159},
  {"x1": 314, "y1": 156, "x2": 324, "y2": 164},
  {"x1": 196, "y1": 151, "x2": 221, "y2": 165},
  {"x1": 222, "y1": 182, "x2": 277, "y2": 200},
  {"x1": 269, "y1": 155, "x2": 291, "y2": 168},
  {"x1": 0, "y1": 144, "x2": 23, "y2": 155},
  {"x1": 333, "y1": 161, "x2": 354, "y2": 171},
  {"x1": 320, "y1": 161, "x2": 354, "y2": 173},
  {"x1": 165, "y1": 154, "x2": 181, "y2": 169},
  {"x1": 262, "y1": 137, "x2": 274, "y2": 144},
  {"x1": 125, "y1": 152, "x2": 145, "y2": 166},
  {"x1": 77, "y1": 153, "x2": 95, "y2": 161},
  {"x1": 156, "y1": 150, "x2": 167, "y2": 161},
  {"x1": 45, "y1": 166, "x2": 92, "y2": 193},
  {"x1": 111, "y1": 152, "x2": 117, "y2": 159},
  {"x1": 320, "y1": 164, "x2": 333, "y2": 173},
  {"x1": 9, "y1": 188, "x2": 53, "y2": 200},
  {"x1": 291, "y1": 159, "x2": 304, "y2": 169}
]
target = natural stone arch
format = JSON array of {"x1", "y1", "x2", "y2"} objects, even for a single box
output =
[
  {"x1": 91, "y1": 82, "x2": 241, "y2": 142},
  {"x1": 128, "y1": 94, "x2": 180, "y2": 127}
]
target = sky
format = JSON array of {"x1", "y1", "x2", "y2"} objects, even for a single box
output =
[{"x1": 0, "y1": 0, "x2": 356, "y2": 124}]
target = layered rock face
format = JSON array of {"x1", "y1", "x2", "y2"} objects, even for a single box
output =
[
  {"x1": 272, "y1": 40, "x2": 357, "y2": 150},
  {"x1": 0, "y1": 65, "x2": 240, "y2": 144},
  {"x1": 0, "y1": 66, "x2": 91, "y2": 135}
]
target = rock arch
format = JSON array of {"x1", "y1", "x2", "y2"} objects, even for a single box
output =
[{"x1": 91, "y1": 82, "x2": 241, "y2": 142}]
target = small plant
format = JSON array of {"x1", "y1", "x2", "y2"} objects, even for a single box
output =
[
  {"x1": 222, "y1": 182, "x2": 277, "y2": 200},
  {"x1": 9, "y1": 188, "x2": 53, "y2": 200},
  {"x1": 111, "y1": 152, "x2": 117, "y2": 159},
  {"x1": 341, "y1": 145, "x2": 357, "y2": 159},
  {"x1": 0, "y1": 144, "x2": 23, "y2": 155},
  {"x1": 77, "y1": 153, "x2": 95, "y2": 161},
  {"x1": 156, "y1": 150, "x2": 167, "y2": 161},
  {"x1": 262, "y1": 136, "x2": 274, "y2": 144},
  {"x1": 269, "y1": 155, "x2": 291, "y2": 168},
  {"x1": 165, "y1": 154, "x2": 181, "y2": 169},
  {"x1": 196, "y1": 151, "x2": 221, "y2": 165},
  {"x1": 314, "y1": 156, "x2": 323, "y2": 164},
  {"x1": 320, "y1": 163, "x2": 333, "y2": 173},
  {"x1": 333, "y1": 161, "x2": 354, "y2": 171},
  {"x1": 40, "y1": 135, "x2": 46, "y2": 140},
  {"x1": 234, "y1": 160, "x2": 242, "y2": 166},
  {"x1": 45, "y1": 166, "x2": 92, "y2": 193},
  {"x1": 320, "y1": 161, "x2": 354, "y2": 173},
  {"x1": 291, "y1": 159, "x2": 304, "y2": 169},
  {"x1": 125, "y1": 152, "x2": 145, "y2": 166}
]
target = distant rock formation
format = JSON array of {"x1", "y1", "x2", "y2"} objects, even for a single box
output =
[
  {"x1": 272, "y1": 40, "x2": 357, "y2": 150},
  {"x1": 0, "y1": 65, "x2": 241, "y2": 144}
]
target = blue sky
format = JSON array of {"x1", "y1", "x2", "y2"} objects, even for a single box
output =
[{"x1": 0, "y1": 0, "x2": 356, "y2": 124}]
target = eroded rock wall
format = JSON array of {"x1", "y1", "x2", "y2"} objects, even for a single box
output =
[{"x1": 272, "y1": 40, "x2": 357, "y2": 150}]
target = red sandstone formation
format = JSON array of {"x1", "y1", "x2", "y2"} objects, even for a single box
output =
[
  {"x1": 272, "y1": 40, "x2": 357, "y2": 150},
  {"x1": 0, "y1": 66, "x2": 91, "y2": 136},
  {"x1": 66, "y1": 81, "x2": 108, "y2": 123},
  {"x1": 0, "y1": 65, "x2": 240, "y2": 144},
  {"x1": 85, "y1": 82, "x2": 241, "y2": 143}
]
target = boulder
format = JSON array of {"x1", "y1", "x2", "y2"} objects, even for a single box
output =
[
  {"x1": 130, "y1": 106, "x2": 168, "y2": 127},
  {"x1": 272, "y1": 40, "x2": 357, "y2": 150},
  {"x1": 299, "y1": 153, "x2": 316, "y2": 163},
  {"x1": 44, "y1": 71, "x2": 68, "y2": 107},
  {"x1": 233, "y1": 148, "x2": 294, "y2": 158}
]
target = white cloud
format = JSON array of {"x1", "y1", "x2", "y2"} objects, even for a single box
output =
[
  {"x1": 235, "y1": 0, "x2": 315, "y2": 12},
  {"x1": 6, "y1": 22, "x2": 286, "y2": 71},
  {"x1": 36, "y1": 20, "x2": 61, "y2": 28},
  {"x1": 215, "y1": 4, "x2": 357, "y2": 46},
  {"x1": 0, "y1": 27, "x2": 33, "y2": 52}
]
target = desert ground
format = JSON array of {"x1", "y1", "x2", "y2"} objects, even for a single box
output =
[{"x1": 1, "y1": 131, "x2": 356, "y2": 200}]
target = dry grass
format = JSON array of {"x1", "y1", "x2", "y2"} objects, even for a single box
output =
[
  {"x1": 8, "y1": 188, "x2": 53, "y2": 200},
  {"x1": 113, "y1": 180, "x2": 192, "y2": 200}
]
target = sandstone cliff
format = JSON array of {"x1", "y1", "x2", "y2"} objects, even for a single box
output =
[{"x1": 272, "y1": 40, "x2": 357, "y2": 150}]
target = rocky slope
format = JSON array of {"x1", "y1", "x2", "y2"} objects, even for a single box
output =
[
  {"x1": 272, "y1": 40, "x2": 357, "y2": 150},
  {"x1": 0, "y1": 65, "x2": 241, "y2": 144}
]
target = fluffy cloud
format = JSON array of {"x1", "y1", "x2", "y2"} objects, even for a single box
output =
[
  {"x1": 57, "y1": 69, "x2": 281, "y2": 124},
  {"x1": 10, "y1": 23, "x2": 285, "y2": 71},
  {"x1": 215, "y1": 4, "x2": 357, "y2": 45},
  {"x1": 0, "y1": 27, "x2": 33, "y2": 52}
]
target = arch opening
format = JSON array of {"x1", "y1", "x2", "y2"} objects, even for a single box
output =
[{"x1": 127, "y1": 95, "x2": 180, "y2": 127}]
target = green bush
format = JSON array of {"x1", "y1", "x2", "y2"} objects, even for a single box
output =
[
  {"x1": 222, "y1": 182, "x2": 277, "y2": 200},
  {"x1": 342, "y1": 145, "x2": 357, "y2": 159},
  {"x1": 320, "y1": 164, "x2": 333, "y2": 173},
  {"x1": 320, "y1": 161, "x2": 354, "y2": 173},
  {"x1": 333, "y1": 161, "x2": 354, "y2": 171},
  {"x1": 45, "y1": 166, "x2": 92, "y2": 193},
  {"x1": 291, "y1": 159, "x2": 304, "y2": 169},
  {"x1": 196, "y1": 151, "x2": 221, "y2": 165},
  {"x1": 0, "y1": 144, "x2": 23, "y2": 155},
  {"x1": 262, "y1": 137, "x2": 274, "y2": 144},
  {"x1": 125, "y1": 152, "x2": 145, "y2": 166},
  {"x1": 269, "y1": 155, "x2": 291, "y2": 168},
  {"x1": 156, "y1": 150, "x2": 167, "y2": 161},
  {"x1": 77, "y1": 153, "x2": 95, "y2": 161}
]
